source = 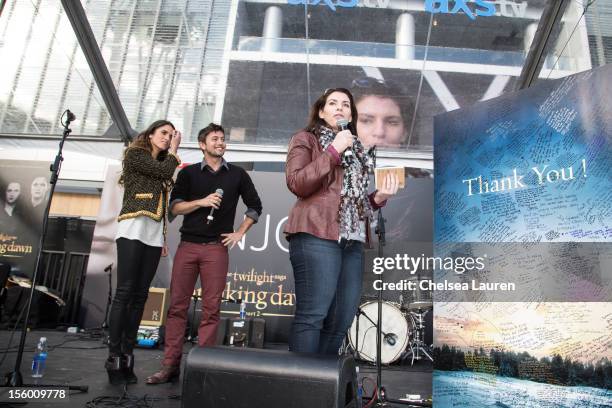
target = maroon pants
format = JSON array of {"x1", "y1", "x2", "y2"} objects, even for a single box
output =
[{"x1": 162, "y1": 241, "x2": 228, "y2": 367}]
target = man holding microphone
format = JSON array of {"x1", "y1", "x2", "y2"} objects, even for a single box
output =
[{"x1": 146, "y1": 123, "x2": 263, "y2": 384}]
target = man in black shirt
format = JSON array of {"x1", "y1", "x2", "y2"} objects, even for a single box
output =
[{"x1": 147, "y1": 123, "x2": 262, "y2": 384}]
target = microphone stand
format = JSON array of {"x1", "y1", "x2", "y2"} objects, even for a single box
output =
[
  {"x1": 373, "y1": 208, "x2": 388, "y2": 406},
  {"x1": 3, "y1": 110, "x2": 88, "y2": 394},
  {"x1": 371, "y1": 169, "x2": 426, "y2": 407},
  {"x1": 98, "y1": 263, "x2": 113, "y2": 344}
]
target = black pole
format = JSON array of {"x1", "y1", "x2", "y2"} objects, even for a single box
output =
[
  {"x1": 371, "y1": 182, "x2": 417, "y2": 407},
  {"x1": 4, "y1": 110, "x2": 87, "y2": 395},
  {"x1": 514, "y1": 0, "x2": 569, "y2": 90},
  {"x1": 101, "y1": 263, "x2": 113, "y2": 330},
  {"x1": 374, "y1": 208, "x2": 386, "y2": 406}
]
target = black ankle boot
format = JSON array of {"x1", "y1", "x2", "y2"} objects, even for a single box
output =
[
  {"x1": 105, "y1": 356, "x2": 125, "y2": 385},
  {"x1": 123, "y1": 354, "x2": 137, "y2": 384}
]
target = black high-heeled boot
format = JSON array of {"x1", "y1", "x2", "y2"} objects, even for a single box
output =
[
  {"x1": 105, "y1": 356, "x2": 125, "y2": 385},
  {"x1": 123, "y1": 354, "x2": 137, "y2": 384}
]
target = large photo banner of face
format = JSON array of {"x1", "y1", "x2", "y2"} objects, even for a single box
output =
[
  {"x1": 221, "y1": 62, "x2": 497, "y2": 151},
  {"x1": 432, "y1": 65, "x2": 612, "y2": 407},
  {"x1": 222, "y1": 1, "x2": 522, "y2": 152},
  {"x1": 0, "y1": 160, "x2": 51, "y2": 278},
  {"x1": 82, "y1": 164, "x2": 433, "y2": 343}
]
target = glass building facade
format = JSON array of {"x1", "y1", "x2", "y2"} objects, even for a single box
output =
[{"x1": 0, "y1": 0, "x2": 610, "y2": 159}]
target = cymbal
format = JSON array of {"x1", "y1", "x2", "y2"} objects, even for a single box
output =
[
  {"x1": 408, "y1": 301, "x2": 432, "y2": 310},
  {"x1": 7, "y1": 276, "x2": 65, "y2": 306}
]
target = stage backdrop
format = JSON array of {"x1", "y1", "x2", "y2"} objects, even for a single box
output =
[
  {"x1": 432, "y1": 65, "x2": 611, "y2": 407},
  {"x1": 0, "y1": 160, "x2": 51, "y2": 278},
  {"x1": 81, "y1": 163, "x2": 433, "y2": 343}
]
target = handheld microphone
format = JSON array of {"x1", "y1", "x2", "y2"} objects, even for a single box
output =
[
  {"x1": 206, "y1": 188, "x2": 224, "y2": 224},
  {"x1": 66, "y1": 110, "x2": 76, "y2": 123},
  {"x1": 336, "y1": 119, "x2": 353, "y2": 158}
]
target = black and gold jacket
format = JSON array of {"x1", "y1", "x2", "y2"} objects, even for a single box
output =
[{"x1": 118, "y1": 147, "x2": 180, "y2": 224}]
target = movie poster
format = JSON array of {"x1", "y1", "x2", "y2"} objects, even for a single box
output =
[
  {"x1": 433, "y1": 65, "x2": 611, "y2": 406},
  {"x1": 0, "y1": 160, "x2": 51, "y2": 279}
]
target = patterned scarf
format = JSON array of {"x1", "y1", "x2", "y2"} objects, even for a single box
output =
[{"x1": 317, "y1": 125, "x2": 375, "y2": 237}]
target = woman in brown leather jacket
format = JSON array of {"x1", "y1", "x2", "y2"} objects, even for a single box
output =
[
  {"x1": 106, "y1": 120, "x2": 181, "y2": 384},
  {"x1": 285, "y1": 88, "x2": 399, "y2": 354}
]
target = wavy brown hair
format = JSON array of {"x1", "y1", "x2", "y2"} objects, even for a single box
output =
[
  {"x1": 305, "y1": 88, "x2": 358, "y2": 136},
  {"x1": 129, "y1": 120, "x2": 175, "y2": 154},
  {"x1": 119, "y1": 120, "x2": 175, "y2": 185}
]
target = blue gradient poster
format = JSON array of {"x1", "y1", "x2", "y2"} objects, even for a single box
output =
[
  {"x1": 434, "y1": 65, "x2": 611, "y2": 243},
  {"x1": 432, "y1": 64, "x2": 612, "y2": 407}
]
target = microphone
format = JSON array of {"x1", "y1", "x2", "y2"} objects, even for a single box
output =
[
  {"x1": 336, "y1": 119, "x2": 353, "y2": 158},
  {"x1": 104, "y1": 263, "x2": 113, "y2": 273},
  {"x1": 384, "y1": 333, "x2": 397, "y2": 346},
  {"x1": 66, "y1": 110, "x2": 76, "y2": 123},
  {"x1": 206, "y1": 188, "x2": 224, "y2": 224}
]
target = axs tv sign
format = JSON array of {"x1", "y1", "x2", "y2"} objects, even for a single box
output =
[
  {"x1": 288, "y1": 1, "x2": 524, "y2": 20},
  {"x1": 425, "y1": 0, "x2": 501, "y2": 20}
]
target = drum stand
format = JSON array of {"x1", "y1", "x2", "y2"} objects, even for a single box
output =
[{"x1": 405, "y1": 306, "x2": 433, "y2": 365}]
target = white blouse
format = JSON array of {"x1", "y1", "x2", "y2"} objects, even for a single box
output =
[{"x1": 115, "y1": 215, "x2": 164, "y2": 247}]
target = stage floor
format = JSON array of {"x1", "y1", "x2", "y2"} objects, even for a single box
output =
[{"x1": 0, "y1": 329, "x2": 432, "y2": 407}]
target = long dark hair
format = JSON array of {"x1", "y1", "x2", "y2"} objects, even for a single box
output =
[
  {"x1": 305, "y1": 88, "x2": 358, "y2": 136},
  {"x1": 129, "y1": 120, "x2": 175, "y2": 156},
  {"x1": 119, "y1": 120, "x2": 175, "y2": 185}
]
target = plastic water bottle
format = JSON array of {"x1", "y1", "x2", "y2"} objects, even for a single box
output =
[
  {"x1": 31, "y1": 337, "x2": 48, "y2": 378},
  {"x1": 239, "y1": 301, "x2": 246, "y2": 319}
]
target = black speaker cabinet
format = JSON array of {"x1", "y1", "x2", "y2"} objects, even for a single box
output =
[
  {"x1": 226, "y1": 317, "x2": 265, "y2": 348},
  {"x1": 193, "y1": 317, "x2": 263, "y2": 347},
  {"x1": 189, "y1": 314, "x2": 228, "y2": 345},
  {"x1": 182, "y1": 347, "x2": 358, "y2": 408}
]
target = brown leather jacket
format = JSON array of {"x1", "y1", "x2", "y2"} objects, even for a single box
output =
[{"x1": 284, "y1": 130, "x2": 384, "y2": 243}]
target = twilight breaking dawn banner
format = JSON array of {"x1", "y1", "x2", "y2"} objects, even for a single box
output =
[
  {"x1": 432, "y1": 65, "x2": 611, "y2": 406},
  {"x1": 0, "y1": 160, "x2": 51, "y2": 278}
]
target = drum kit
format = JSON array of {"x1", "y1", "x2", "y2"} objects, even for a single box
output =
[{"x1": 347, "y1": 280, "x2": 433, "y2": 366}]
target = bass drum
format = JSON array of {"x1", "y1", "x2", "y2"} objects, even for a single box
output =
[{"x1": 348, "y1": 301, "x2": 412, "y2": 364}]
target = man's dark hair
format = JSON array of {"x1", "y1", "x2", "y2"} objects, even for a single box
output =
[
  {"x1": 351, "y1": 77, "x2": 413, "y2": 126},
  {"x1": 198, "y1": 123, "x2": 225, "y2": 143}
]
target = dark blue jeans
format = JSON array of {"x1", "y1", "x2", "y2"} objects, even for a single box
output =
[{"x1": 289, "y1": 233, "x2": 363, "y2": 354}]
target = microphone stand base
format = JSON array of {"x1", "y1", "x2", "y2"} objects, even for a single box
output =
[{"x1": 4, "y1": 371, "x2": 23, "y2": 387}]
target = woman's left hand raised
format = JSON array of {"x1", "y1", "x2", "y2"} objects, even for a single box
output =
[
  {"x1": 170, "y1": 130, "x2": 182, "y2": 154},
  {"x1": 374, "y1": 173, "x2": 400, "y2": 204}
]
